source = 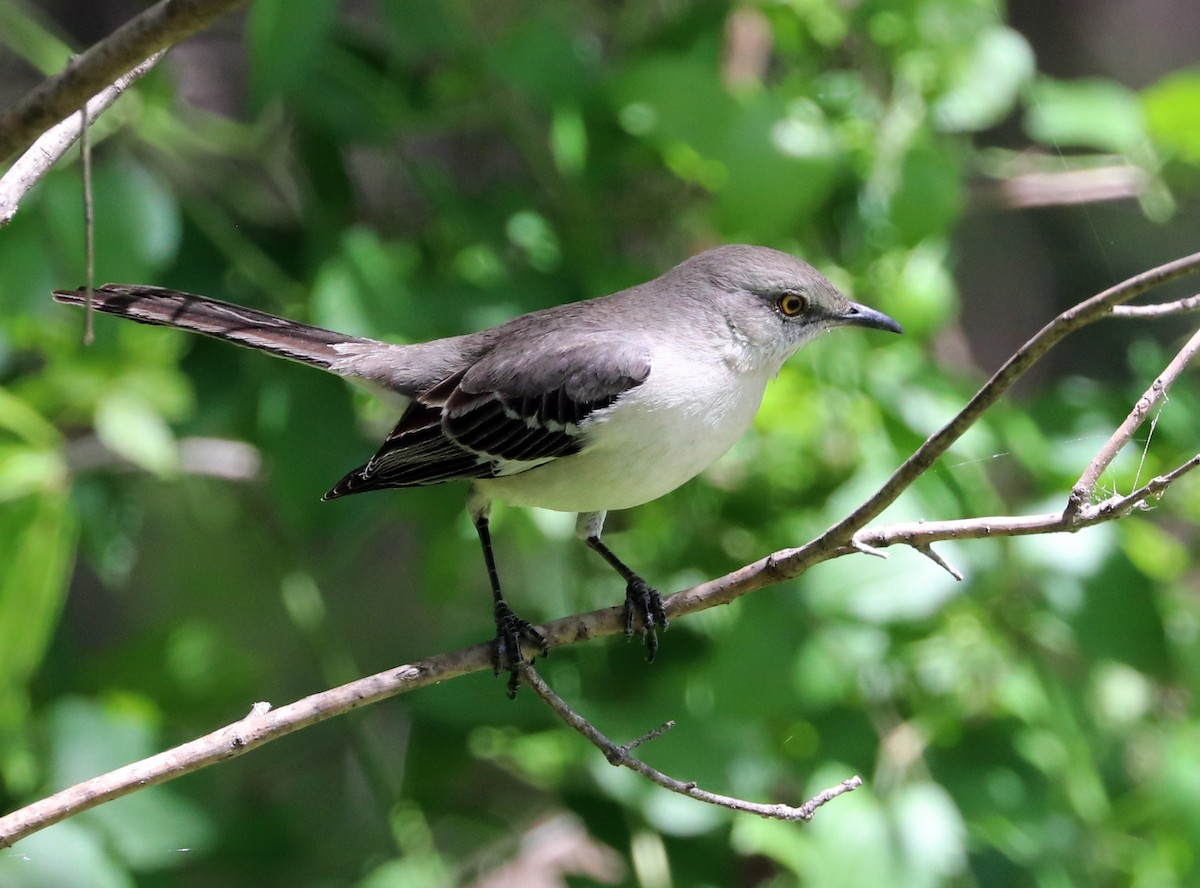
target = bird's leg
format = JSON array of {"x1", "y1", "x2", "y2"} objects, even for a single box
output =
[
  {"x1": 583, "y1": 534, "x2": 669, "y2": 662},
  {"x1": 473, "y1": 513, "x2": 547, "y2": 698}
]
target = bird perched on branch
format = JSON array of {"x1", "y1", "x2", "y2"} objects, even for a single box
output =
[{"x1": 55, "y1": 245, "x2": 902, "y2": 695}]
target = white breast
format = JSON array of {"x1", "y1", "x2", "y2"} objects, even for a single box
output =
[{"x1": 478, "y1": 346, "x2": 774, "y2": 513}]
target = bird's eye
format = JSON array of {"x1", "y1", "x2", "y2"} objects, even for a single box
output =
[{"x1": 776, "y1": 292, "x2": 807, "y2": 317}]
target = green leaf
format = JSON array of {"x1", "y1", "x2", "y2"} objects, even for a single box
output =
[
  {"x1": 1025, "y1": 77, "x2": 1146, "y2": 153},
  {"x1": 0, "y1": 446, "x2": 67, "y2": 500},
  {"x1": 0, "y1": 820, "x2": 131, "y2": 888},
  {"x1": 311, "y1": 228, "x2": 421, "y2": 338},
  {"x1": 934, "y1": 26, "x2": 1035, "y2": 132},
  {"x1": 891, "y1": 782, "x2": 968, "y2": 877},
  {"x1": 0, "y1": 490, "x2": 76, "y2": 740},
  {"x1": 550, "y1": 105, "x2": 588, "y2": 176},
  {"x1": 716, "y1": 97, "x2": 840, "y2": 236},
  {"x1": 0, "y1": 387, "x2": 62, "y2": 449},
  {"x1": 247, "y1": 0, "x2": 338, "y2": 99},
  {"x1": 870, "y1": 242, "x2": 958, "y2": 337},
  {"x1": 485, "y1": 13, "x2": 593, "y2": 109},
  {"x1": 889, "y1": 144, "x2": 965, "y2": 245},
  {"x1": 94, "y1": 389, "x2": 179, "y2": 476},
  {"x1": 1143, "y1": 69, "x2": 1200, "y2": 164},
  {"x1": 506, "y1": 210, "x2": 561, "y2": 272},
  {"x1": 0, "y1": 2, "x2": 74, "y2": 73},
  {"x1": 611, "y1": 53, "x2": 736, "y2": 159},
  {"x1": 0, "y1": 206, "x2": 59, "y2": 313},
  {"x1": 40, "y1": 159, "x2": 181, "y2": 283},
  {"x1": 1121, "y1": 518, "x2": 1189, "y2": 582},
  {"x1": 382, "y1": 0, "x2": 460, "y2": 57}
]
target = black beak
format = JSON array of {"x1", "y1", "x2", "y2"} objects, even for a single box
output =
[{"x1": 837, "y1": 300, "x2": 903, "y2": 335}]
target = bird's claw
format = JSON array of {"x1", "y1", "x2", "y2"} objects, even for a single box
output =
[
  {"x1": 622, "y1": 578, "x2": 668, "y2": 662},
  {"x1": 493, "y1": 599, "x2": 548, "y2": 698}
]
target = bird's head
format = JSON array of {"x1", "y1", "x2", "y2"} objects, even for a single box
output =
[{"x1": 677, "y1": 245, "x2": 902, "y2": 366}]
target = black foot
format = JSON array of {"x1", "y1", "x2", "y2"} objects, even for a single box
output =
[
  {"x1": 493, "y1": 599, "x2": 548, "y2": 698},
  {"x1": 621, "y1": 577, "x2": 669, "y2": 662}
]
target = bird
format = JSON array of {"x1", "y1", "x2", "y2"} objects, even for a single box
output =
[{"x1": 54, "y1": 244, "x2": 902, "y2": 696}]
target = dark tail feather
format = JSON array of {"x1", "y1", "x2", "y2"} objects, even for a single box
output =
[{"x1": 53, "y1": 284, "x2": 379, "y2": 373}]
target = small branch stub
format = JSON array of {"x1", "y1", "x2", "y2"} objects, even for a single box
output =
[
  {"x1": 520, "y1": 665, "x2": 862, "y2": 822},
  {"x1": 916, "y1": 544, "x2": 965, "y2": 581}
]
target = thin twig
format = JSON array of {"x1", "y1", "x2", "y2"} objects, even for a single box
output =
[
  {"x1": 819, "y1": 253, "x2": 1200, "y2": 548},
  {"x1": 619, "y1": 721, "x2": 676, "y2": 757},
  {"x1": 1110, "y1": 294, "x2": 1200, "y2": 318},
  {"x1": 850, "y1": 538, "x2": 889, "y2": 559},
  {"x1": 520, "y1": 665, "x2": 861, "y2": 821},
  {"x1": 0, "y1": 52, "x2": 164, "y2": 227},
  {"x1": 854, "y1": 453, "x2": 1200, "y2": 552},
  {"x1": 80, "y1": 98, "x2": 96, "y2": 344},
  {"x1": 915, "y1": 544, "x2": 964, "y2": 581},
  {"x1": 1065, "y1": 326, "x2": 1200, "y2": 519},
  {"x1": 0, "y1": 0, "x2": 247, "y2": 165}
]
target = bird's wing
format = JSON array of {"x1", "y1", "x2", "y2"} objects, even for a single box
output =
[{"x1": 324, "y1": 333, "x2": 652, "y2": 497}]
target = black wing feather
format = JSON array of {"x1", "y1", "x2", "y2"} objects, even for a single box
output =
[{"x1": 324, "y1": 335, "x2": 651, "y2": 499}]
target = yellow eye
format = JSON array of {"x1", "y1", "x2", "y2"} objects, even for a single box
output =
[{"x1": 777, "y1": 292, "x2": 807, "y2": 317}]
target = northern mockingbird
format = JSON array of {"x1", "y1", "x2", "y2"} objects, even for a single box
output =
[{"x1": 54, "y1": 245, "x2": 901, "y2": 695}]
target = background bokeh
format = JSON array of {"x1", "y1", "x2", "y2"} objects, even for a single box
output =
[{"x1": 3, "y1": 0, "x2": 1200, "y2": 885}]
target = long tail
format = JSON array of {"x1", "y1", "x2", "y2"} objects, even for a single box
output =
[{"x1": 53, "y1": 284, "x2": 385, "y2": 375}]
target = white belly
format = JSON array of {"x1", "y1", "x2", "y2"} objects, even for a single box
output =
[{"x1": 477, "y1": 352, "x2": 772, "y2": 513}]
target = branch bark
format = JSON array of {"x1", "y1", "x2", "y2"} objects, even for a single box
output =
[
  {"x1": 973, "y1": 165, "x2": 1147, "y2": 210},
  {"x1": 520, "y1": 665, "x2": 863, "y2": 821},
  {"x1": 854, "y1": 453, "x2": 1200, "y2": 552},
  {"x1": 0, "y1": 52, "x2": 164, "y2": 227},
  {"x1": 0, "y1": 0, "x2": 249, "y2": 166},
  {"x1": 3, "y1": 253, "x2": 1200, "y2": 847},
  {"x1": 1111, "y1": 293, "x2": 1200, "y2": 318},
  {"x1": 1065, "y1": 326, "x2": 1200, "y2": 518}
]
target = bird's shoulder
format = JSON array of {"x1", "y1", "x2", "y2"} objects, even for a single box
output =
[{"x1": 452, "y1": 304, "x2": 656, "y2": 400}]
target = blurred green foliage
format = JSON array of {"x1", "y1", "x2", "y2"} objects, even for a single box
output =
[{"x1": 2, "y1": 0, "x2": 1200, "y2": 885}]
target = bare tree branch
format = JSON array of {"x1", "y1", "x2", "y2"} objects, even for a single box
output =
[
  {"x1": 520, "y1": 665, "x2": 862, "y2": 822},
  {"x1": 0, "y1": 661, "x2": 460, "y2": 848},
  {"x1": 1110, "y1": 293, "x2": 1200, "y2": 318},
  {"x1": 0, "y1": 0, "x2": 249, "y2": 166},
  {"x1": 0, "y1": 52, "x2": 164, "y2": 227},
  {"x1": 4, "y1": 254, "x2": 1200, "y2": 847},
  {"x1": 973, "y1": 165, "x2": 1148, "y2": 210},
  {"x1": 915, "y1": 543, "x2": 964, "y2": 581},
  {"x1": 64, "y1": 434, "x2": 262, "y2": 480},
  {"x1": 1066, "y1": 326, "x2": 1200, "y2": 518},
  {"x1": 855, "y1": 453, "x2": 1200, "y2": 552}
]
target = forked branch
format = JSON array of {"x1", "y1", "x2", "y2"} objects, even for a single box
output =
[
  {"x1": 1065, "y1": 326, "x2": 1200, "y2": 519},
  {"x1": 520, "y1": 665, "x2": 863, "y2": 821},
  {"x1": 0, "y1": 52, "x2": 164, "y2": 227},
  {"x1": 0, "y1": 0, "x2": 249, "y2": 166}
]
